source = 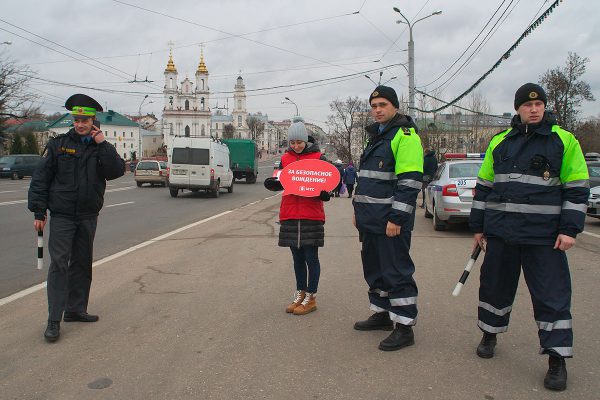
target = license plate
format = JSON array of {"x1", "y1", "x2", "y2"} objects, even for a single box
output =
[{"x1": 172, "y1": 169, "x2": 187, "y2": 175}]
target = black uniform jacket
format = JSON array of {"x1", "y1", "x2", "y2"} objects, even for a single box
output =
[{"x1": 28, "y1": 129, "x2": 125, "y2": 220}]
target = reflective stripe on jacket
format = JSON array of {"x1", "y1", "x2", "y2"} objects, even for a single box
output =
[
  {"x1": 354, "y1": 114, "x2": 423, "y2": 234},
  {"x1": 469, "y1": 114, "x2": 589, "y2": 245}
]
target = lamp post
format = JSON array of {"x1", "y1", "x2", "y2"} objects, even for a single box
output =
[
  {"x1": 393, "y1": 7, "x2": 442, "y2": 119},
  {"x1": 281, "y1": 97, "x2": 299, "y2": 116},
  {"x1": 137, "y1": 95, "x2": 154, "y2": 160}
]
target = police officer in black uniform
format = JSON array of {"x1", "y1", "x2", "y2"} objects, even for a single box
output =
[
  {"x1": 28, "y1": 94, "x2": 125, "y2": 342},
  {"x1": 469, "y1": 83, "x2": 589, "y2": 391},
  {"x1": 352, "y1": 86, "x2": 424, "y2": 351}
]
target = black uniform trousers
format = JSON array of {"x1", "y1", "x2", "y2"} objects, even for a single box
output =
[
  {"x1": 361, "y1": 229, "x2": 418, "y2": 326},
  {"x1": 47, "y1": 216, "x2": 97, "y2": 322},
  {"x1": 478, "y1": 237, "x2": 573, "y2": 358}
]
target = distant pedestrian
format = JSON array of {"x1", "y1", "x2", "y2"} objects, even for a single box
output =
[
  {"x1": 469, "y1": 83, "x2": 589, "y2": 391},
  {"x1": 264, "y1": 116, "x2": 331, "y2": 315},
  {"x1": 421, "y1": 148, "x2": 437, "y2": 207},
  {"x1": 344, "y1": 162, "x2": 357, "y2": 198},
  {"x1": 28, "y1": 94, "x2": 125, "y2": 342},
  {"x1": 333, "y1": 160, "x2": 344, "y2": 197},
  {"x1": 352, "y1": 85, "x2": 423, "y2": 351}
]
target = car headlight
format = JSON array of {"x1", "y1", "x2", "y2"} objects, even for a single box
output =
[{"x1": 2, "y1": 167, "x2": 10, "y2": 171}]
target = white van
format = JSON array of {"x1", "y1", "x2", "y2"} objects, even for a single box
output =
[{"x1": 168, "y1": 137, "x2": 234, "y2": 198}]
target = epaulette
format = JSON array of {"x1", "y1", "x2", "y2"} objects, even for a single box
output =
[{"x1": 49, "y1": 133, "x2": 68, "y2": 141}]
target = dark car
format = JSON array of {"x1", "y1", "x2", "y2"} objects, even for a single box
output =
[{"x1": 0, "y1": 154, "x2": 42, "y2": 180}]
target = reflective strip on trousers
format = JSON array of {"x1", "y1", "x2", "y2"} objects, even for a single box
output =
[
  {"x1": 471, "y1": 200, "x2": 486, "y2": 210},
  {"x1": 486, "y1": 202, "x2": 561, "y2": 215},
  {"x1": 494, "y1": 173, "x2": 560, "y2": 186},
  {"x1": 392, "y1": 201, "x2": 414, "y2": 213},
  {"x1": 369, "y1": 288, "x2": 389, "y2": 297},
  {"x1": 389, "y1": 310, "x2": 416, "y2": 326},
  {"x1": 353, "y1": 195, "x2": 394, "y2": 204},
  {"x1": 479, "y1": 301, "x2": 512, "y2": 316},
  {"x1": 359, "y1": 169, "x2": 397, "y2": 180},
  {"x1": 478, "y1": 320, "x2": 508, "y2": 333},
  {"x1": 537, "y1": 319, "x2": 573, "y2": 331},
  {"x1": 477, "y1": 177, "x2": 493, "y2": 188},
  {"x1": 562, "y1": 201, "x2": 588, "y2": 213},
  {"x1": 563, "y1": 179, "x2": 589, "y2": 188},
  {"x1": 540, "y1": 346, "x2": 573, "y2": 357},
  {"x1": 398, "y1": 179, "x2": 422, "y2": 190},
  {"x1": 390, "y1": 296, "x2": 417, "y2": 306},
  {"x1": 370, "y1": 304, "x2": 387, "y2": 313}
]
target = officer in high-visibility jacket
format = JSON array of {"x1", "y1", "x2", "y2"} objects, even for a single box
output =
[
  {"x1": 352, "y1": 86, "x2": 424, "y2": 351},
  {"x1": 469, "y1": 83, "x2": 590, "y2": 391}
]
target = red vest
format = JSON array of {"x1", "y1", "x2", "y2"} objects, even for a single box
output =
[{"x1": 279, "y1": 149, "x2": 325, "y2": 222}]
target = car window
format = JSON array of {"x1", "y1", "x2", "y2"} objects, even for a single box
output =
[
  {"x1": 159, "y1": 161, "x2": 167, "y2": 169},
  {"x1": 137, "y1": 161, "x2": 158, "y2": 171},
  {"x1": 433, "y1": 164, "x2": 445, "y2": 180},
  {"x1": 172, "y1": 148, "x2": 210, "y2": 165},
  {"x1": 191, "y1": 149, "x2": 209, "y2": 165},
  {"x1": 172, "y1": 148, "x2": 189, "y2": 164},
  {"x1": 449, "y1": 162, "x2": 482, "y2": 178},
  {"x1": 588, "y1": 166, "x2": 600, "y2": 177}
]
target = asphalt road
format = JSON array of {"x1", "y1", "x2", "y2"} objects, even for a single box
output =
[
  {"x1": 0, "y1": 162, "x2": 277, "y2": 299},
  {"x1": 1, "y1": 189, "x2": 599, "y2": 399}
]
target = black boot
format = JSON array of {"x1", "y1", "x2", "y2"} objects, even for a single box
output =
[
  {"x1": 354, "y1": 312, "x2": 393, "y2": 331},
  {"x1": 378, "y1": 323, "x2": 415, "y2": 351},
  {"x1": 544, "y1": 356, "x2": 567, "y2": 391},
  {"x1": 476, "y1": 332, "x2": 497, "y2": 358},
  {"x1": 44, "y1": 320, "x2": 60, "y2": 342}
]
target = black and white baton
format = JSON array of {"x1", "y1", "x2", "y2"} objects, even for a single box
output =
[
  {"x1": 452, "y1": 246, "x2": 482, "y2": 296},
  {"x1": 37, "y1": 230, "x2": 44, "y2": 270}
]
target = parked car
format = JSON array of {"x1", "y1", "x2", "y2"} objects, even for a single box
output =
[
  {"x1": 587, "y1": 185, "x2": 600, "y2": 219},
  {"x1": 134, "y1": 159, "x2": 168, "y2": 187},
  {"x1": 424, "y1": 154, "x2": 484, "y2": 231},
  {"x1": 0, "y1": 154, "x2": 42, "y2": 180},
  {"x1": 587, "y1": 161, "x2": 600, "y2": 188}
]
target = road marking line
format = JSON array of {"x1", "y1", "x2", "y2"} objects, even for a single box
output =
[
  {"x1": 0, "y1": 196, "x2": 284, "y2": 306},
  {"x1": 0, "y1": 190, "x2": 17, "y2": 194},
  {"x1": 105, "y1": 201, "x2": 135, "y2": 208},
  {"x1": 106, "y1": 187, "x2": 135, "y2": 193},
  {"x1": 582, "y1": 230, "x2": 600, "y2": 239},
  {"x1": 0, "y1": 199, "x2": 27, "y2": 206}
]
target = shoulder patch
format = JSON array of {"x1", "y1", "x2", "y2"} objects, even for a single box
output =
[{"x1": 402, "y1": 127, "x2": 411, "y2": 135}]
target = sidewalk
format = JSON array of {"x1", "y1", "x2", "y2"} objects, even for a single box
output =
[{"x1": 0, "y1": 194, "x2": 596, "y2": 399}]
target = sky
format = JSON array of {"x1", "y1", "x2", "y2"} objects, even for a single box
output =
[{"x1": 1, "y1": 0, "x2": 599, "y2": 129}]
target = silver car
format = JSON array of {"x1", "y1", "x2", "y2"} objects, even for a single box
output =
[
  {"x1": 587, "y1": 186, "x2": 600, "y2": 219},
  {"x1": 424, "y1": 156, "x2": 483, "y2": 231}
]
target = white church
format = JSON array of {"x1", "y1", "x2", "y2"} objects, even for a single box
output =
[{"x1": 161, "y1": 49, "x2": 249, "y2": 146}]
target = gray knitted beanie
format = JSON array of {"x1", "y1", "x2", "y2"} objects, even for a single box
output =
[{"x1": 287, "y1": 116, "x2": 308, "y2": 142}]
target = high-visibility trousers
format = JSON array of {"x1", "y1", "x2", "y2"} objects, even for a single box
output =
[{"x1": 478, "y1": 237, "x2": 573, "y2": 358}]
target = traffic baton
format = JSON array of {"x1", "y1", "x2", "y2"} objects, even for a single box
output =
[
  {"x1": 451, "y1": 246, "x2": 482, "y2": 297},
  {"x1": 37, "y1": 229, "x2": 44, "y2": 270}
]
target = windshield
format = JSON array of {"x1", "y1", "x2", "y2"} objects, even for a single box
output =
[{"x1": 449, "y1": 162, "x2": 482, "y2": 179}]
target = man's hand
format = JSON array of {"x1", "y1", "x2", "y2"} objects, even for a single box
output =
[
  {"x1": 554, "y1": 234, "x2": 576, "y2": 251},
  {"x1": 385, "y1": 221, "x2": 401, "y2": 237},
  {"x1": 34, "y1": 218, "x2": 46, "y2": 232},
  {"x1": 473, "y1": 233, "x2": 486, "y2": 252},
  {"x1": 91, "y1": 125, "x2": 105, "y2": 144}
]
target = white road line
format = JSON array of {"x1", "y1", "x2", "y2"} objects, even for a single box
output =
[
  {"x1": 0, "y1": 187, "x2": 135, "y2": 206},
  {"x1": 0, "y1": 196, "x2": 283, "y2": 307},
  {"x1": 105, "y1": 201, "x2": 135, "y2": 208},
  {"x1": 0, "y1": 199, "x2": 27, "y2": 206},
  {"x1": 0, "y1": 190, "x2": 17, "y2": 194},
  {"x1": 582, "y1": 230, "x2": 600, "y2": 239}
]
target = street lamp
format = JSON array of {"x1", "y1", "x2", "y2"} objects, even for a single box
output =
[
  {"x1": 281, "y1": 97, "x2": 299, "y2": 116},
  {"x1": 137, "y1": 95, "x2": 154, "y2": 160},
  {"x1": 393, "y1": 7, "x2": 442, "y2": 119}
]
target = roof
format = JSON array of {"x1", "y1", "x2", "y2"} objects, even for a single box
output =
[
  {"x1": 212, "y1": 115, "x2": 233, "y2": 122},
  {"x1": 47, "y1": 111, "x2": 139, "y2": 129},
  {"x1": 141, "y1": 128, "x2": 161, "y2": 137},
  {"x1": 5, "y1": 120, "x2": 50, "y2": 133}
]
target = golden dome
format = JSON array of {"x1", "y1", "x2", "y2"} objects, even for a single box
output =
[
  {"x1": 197, "y1": 48, "x2": 208, "y2": 74},
  {"x1": 165, "y1": 49, "x2": 177, "y2": 73}
]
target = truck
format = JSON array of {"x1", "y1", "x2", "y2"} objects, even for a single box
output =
[{"x1": 222, "y1": 139, "x2": 259, "y2": 184}]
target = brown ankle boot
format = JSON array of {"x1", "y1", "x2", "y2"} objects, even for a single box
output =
[
  {"x1": 293, "y1": 292, "x2": 317, "y2": 315},
  {"x1": 286, "y1": 290, "x2": 306, "y2": 313}
]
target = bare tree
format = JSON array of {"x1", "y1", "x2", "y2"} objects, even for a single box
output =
[
  {"x1": 466, "y1": 91, "x2": 492, "y2": 152},
  {"x1": 246, "y1": 116, "x2": 264, "y2": 140},
  {"x1": 0, "y1": 55, "x2": 38, "y2": 133},
  {"x1": 575, "y1": 120, "x2": 600, "y2": 154},
  {"x1": 222, "y1": 123, "x2": 235, "y2": 139},
  {"x1": 539, "y1": 52, "x2": 595, "y2": 130},
  {"x1": 327, "y1": 97, "x2": 371, "y2": 164}
]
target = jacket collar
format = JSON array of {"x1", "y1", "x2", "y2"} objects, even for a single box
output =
[
  {"x1": 365, "y1": 113, "x2": 417, "y2": 136},
  {"x1": 507, "y1": 111, "x2": 557, "y2": 138}
]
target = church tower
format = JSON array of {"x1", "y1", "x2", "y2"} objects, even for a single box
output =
[
  {"x1": 194, "y1": 47, "x2": 211, "y2": 137},
  {"x1": 163, "y1": 49, "x2": 178, "y2": 140},
  {"x1": 232, "y1": 75, "x2": 248, "y2": 138}
]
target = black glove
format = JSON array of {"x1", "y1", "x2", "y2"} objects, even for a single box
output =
[
  {"x1": 319, "y1": 190, "x2": 331, "y2": 201},
  {"x1": 264, "y1": 177, "x2": 283, "y2": 191}
]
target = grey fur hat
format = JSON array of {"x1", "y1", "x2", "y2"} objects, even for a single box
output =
[{"x1": 287, "y1": 116, "x2": 308, "y2": 142}]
